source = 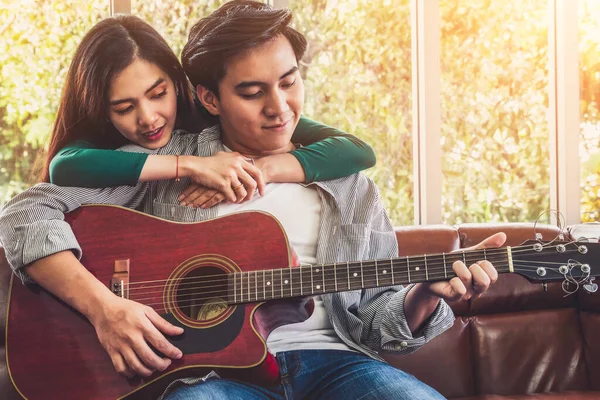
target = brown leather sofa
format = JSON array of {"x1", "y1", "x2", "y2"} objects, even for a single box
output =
[{"x1": 1, "y1": 222, "x2": 599, "y2": 399}]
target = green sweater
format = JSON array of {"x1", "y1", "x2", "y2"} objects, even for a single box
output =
[{"x1": 49, "y1": 116, "x2": 376, "y2": 187}]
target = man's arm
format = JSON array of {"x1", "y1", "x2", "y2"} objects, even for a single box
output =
[
  {"x1": 346, "y1": 177, "x2": 455, "y2": 354},
  {"x1": 353, "y1": 180, "x2": 503, "y2": 354},
  {"x1": 0, "y1": 182, "x2": 148, "y2": 282},
  {"x1": 24, "y1": 251, "x2": 183, "y2": 377},
  {"x1": 404, "y1": 232, "x2": 505, "y2": 332},
  {"x1": 0, "y1": 182, "x2": 185, "y2": 377}
]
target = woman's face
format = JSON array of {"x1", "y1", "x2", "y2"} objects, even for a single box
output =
[{"x1": 107, "y1": 59, "x2": 177, "y2": 149}]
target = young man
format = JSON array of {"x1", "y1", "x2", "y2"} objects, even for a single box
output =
[{"x1": 0, "y1": 2, "x2": 504, "y2": 398}]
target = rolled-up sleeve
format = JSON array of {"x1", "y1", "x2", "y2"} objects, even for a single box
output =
[
  {"x1": 355, "y1": 178, "x2": 455, "y2": 355},
  {"x1": 0, "y1": 183, "x2": 147, "y2": 283},
  {"x1": 377, "y1": 285, "x2": 454, "y2": 354}
]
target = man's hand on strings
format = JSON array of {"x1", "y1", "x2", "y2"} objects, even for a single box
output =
[{"x1": 425, "y1": 232, "x2": 506, "y2": 302}]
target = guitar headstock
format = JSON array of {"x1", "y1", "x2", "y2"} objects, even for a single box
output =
[{"x1": 511, "y1": 240, "x2": 600, "y2": 294}]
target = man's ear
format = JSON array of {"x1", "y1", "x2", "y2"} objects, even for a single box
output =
[{"x1": 196, "y1": 85, "x2": 220, "y2": 116}]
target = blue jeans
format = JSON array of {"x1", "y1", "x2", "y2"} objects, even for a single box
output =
[{"x1": 165, "y1": 350, "x2": 446, "y2": 400}]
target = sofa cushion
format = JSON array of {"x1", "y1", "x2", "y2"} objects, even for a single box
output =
[
  {"x1": 471, "y1": 308, "x2": 588, "y2": 395},
  {"x1": 385, "y1": 317, "x2": 474, "y2": 399}
]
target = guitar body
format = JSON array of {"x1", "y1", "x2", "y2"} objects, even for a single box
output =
[{"x1": 6, "y1": 206, "x2": 294, "y2": 399}]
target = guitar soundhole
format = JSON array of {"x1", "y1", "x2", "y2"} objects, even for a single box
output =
[{"x1": 175, "y1": 266, "x2": 229, "y2": 322}]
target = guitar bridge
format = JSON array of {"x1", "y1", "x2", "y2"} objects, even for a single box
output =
[{"x1": 110, "y1": 259, "x2": 130, "y2": 299}]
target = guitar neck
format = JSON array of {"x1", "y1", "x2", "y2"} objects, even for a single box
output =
[{"x1": 228, "y1": 247, "x2": 513, "y2": 304}]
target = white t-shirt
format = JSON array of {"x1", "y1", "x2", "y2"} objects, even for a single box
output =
[{"x1": 218, "y1": 182, "x2": 353, "y2": 354}]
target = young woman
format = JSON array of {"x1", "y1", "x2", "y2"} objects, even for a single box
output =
[{"x1": 41, "y1": 17, "x2": 375, "y2": 208}]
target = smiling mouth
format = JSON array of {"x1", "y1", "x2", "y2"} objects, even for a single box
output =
[
  {"x1": 264, "y1": 119, "x2": 291, "y2": 129},
  {"x1": 142, "y1": 125, "x2": 164, "y2": 138}
]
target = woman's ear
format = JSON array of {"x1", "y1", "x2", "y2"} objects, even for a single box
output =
[{"x1": 197, "y1": 85, "x2": 220, "y2": 116}]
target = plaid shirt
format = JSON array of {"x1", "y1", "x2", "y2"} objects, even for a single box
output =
[{"x1": 0, "y1": 126, "x2": 454, "y2": 359}]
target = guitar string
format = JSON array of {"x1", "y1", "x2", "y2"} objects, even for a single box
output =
[
  {"x1": 135, "y1": 260, "x2": 583, "y2": 311},
  {"x1": 0, "y1": 261, "x2": 561, "y2": 314},
  {"x1": 124, "y1": 250, "x2": 583, "y2": 302},
  {"x1": 124, "y1": 246, "x2": 581, "y2": 295},
  {"x1": 121, "y1": 243, "x2": 583, "y2": 289},
  {"x1": 120, "y1": 244, "x2": 541, "y2": 288},
  {"x1": 146, "y1": 262, "x2": 578, "y2": 314},
  {"x1": 147, "y1": 262, "x2": 515, "y2": 312},
  {"x1": 128, "y1": 259, "x2": 577, "y2": 304}
]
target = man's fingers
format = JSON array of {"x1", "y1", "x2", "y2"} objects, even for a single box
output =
[
  {"x1": 469, "y1": 263, "x2": 491, "y2": 295},
  {"x1": 122, "y1": 347, "x2": 154, "y2": 377},
  {"x1": 111, "y1": 353, "x2": 135, "y2": 378},
  {"x1": 145, "y1": 310, "x2": 183, "y2": 359},
  {"x1": 476, "y1": 260, "x2": 498, "y2": 285},
  {"x1": 131, "y1": 335, "x2": 172, "y2": 372},
  {"x1": 465, "y1": 232, "x2": 507, "y2": 250},
  {"x1": 448, "y1": 277, "x2": 467, "y2": 301},
  {"x1": 453, "y1": 261, "x2": 473, "y2": 299}
]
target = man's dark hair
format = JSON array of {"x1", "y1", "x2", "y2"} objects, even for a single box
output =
[{"x1": 181, "y1": 0, "x2": 307, "y2": 95}]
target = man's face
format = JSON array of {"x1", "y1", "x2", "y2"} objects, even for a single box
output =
[{"x1": 206, "y1": 35, "x2": 304, "y2": 157}]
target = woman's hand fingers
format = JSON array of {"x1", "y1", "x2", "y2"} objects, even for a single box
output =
[
  {"x1": 198, "y1": 192, "x2": 226, "y2": 208},
  {"x1": 186, "y1": 152, "x2": 262, "y2": 202},
  {"x1": 241, "y1": 160, "x2": 265, "y2": 196}
]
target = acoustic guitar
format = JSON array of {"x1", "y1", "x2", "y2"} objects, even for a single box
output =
[{"x1": 5, "y1": 205, "x2": 599, "y2": 399}]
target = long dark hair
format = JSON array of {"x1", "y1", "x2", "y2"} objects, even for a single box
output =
[{"x1": 39, "y1": 15, "x2": 201, "y2": 182}]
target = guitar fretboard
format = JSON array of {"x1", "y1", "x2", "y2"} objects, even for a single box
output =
[{"x1": 228, "y1": 248, "x2": 511, "y2": 304}]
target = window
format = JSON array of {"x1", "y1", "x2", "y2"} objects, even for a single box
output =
[
  {"x1": 579, "y1": 0, "x2": 600, "y2": 222},
  {"x1": 0, "y1": 0, "x2": 107, "y2": 202},
  {"x1": 440, "y1": 0, "x2": 550, "y2": 223},
  {"x1": 289, "y1": 0, "x2": 413, "y2": 225}
]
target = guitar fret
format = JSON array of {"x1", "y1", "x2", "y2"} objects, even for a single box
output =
[
  {"x1": 229, "y1": 246, "x2": 516, "y2": 303},
  {"x1": 443, "y1": 253, "x2": 447, "y2": 279},
  {"x1": 302, "y1": 265, "x2": 312, "y2": 295},
  {"x1": 300, "y1": 266, "x2": 303, "y2": 296},
  {"x1": 334, "y1": 262, "x2": 337, "y2": 292},
  {"x1": 360, "y1": 260, "x2": 364, "y2": 288},
  {"x1": 348, "y1": 262, "x2": 362, "y2": 290},
  {"x1": 240, "y1": 272, "x2": 244, "y2": 303},
  {"x1": 271, "y1": 270, "x2": 275, "y2": 300},
  {"x1": 285, "y1": 268, "x2": 291, "y2": 297},
  {"x1": 323, "y1": 264, "x2": 335, "y2": 294},
  {"x1": 347, "y1": 262, "x2": 351, "y2": 290}
]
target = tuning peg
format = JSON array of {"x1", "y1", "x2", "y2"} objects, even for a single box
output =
[
  {"x1": 535, "y1": 233, "x2": 543, "y2": 240},
  {"x1": 542, "y1": 282, "x2": 548, "y2": 292},
  {"x1": 584, "y1": 282, "x2": 598, "y2": 294}
]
